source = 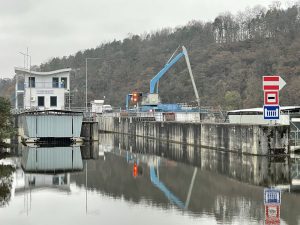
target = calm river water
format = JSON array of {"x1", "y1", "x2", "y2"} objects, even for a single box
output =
[{"x1": 0, "y1": 133, "x2": 299, "y2": 225}]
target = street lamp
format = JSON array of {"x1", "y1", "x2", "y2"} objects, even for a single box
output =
[{"x1": 85, "y1": 57, "x2": 101, "y2": 112}]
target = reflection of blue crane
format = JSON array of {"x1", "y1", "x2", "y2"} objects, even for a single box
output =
[
  {"x1": 150, "y1": 165, "x2": 185, "y2": 209},
  {"x1": 149, "y1": 162, "x2": 198, "y2": 210},
  {"x1": 122, "y1": 150, "x2": 198, "y2": 209}
]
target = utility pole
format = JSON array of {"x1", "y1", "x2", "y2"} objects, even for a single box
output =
[
  {"x1": 85, "y1": 58, "x2": 87, "y2": 111},
  {"x1": 19, "y1": 49, "x2": 31, "y2": 109}
]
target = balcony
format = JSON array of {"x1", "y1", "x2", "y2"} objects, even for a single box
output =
[{"x1": 24, "y1": 82, "x2": 67, "y2": 89}]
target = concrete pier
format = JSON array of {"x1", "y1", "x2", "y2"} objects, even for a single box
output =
[
  {"x1": 81, "y1": 121, "x2": 99, "y2": 142},
  {"x1": 97, "y1": 116, "x2": 289, "y2": 155}
]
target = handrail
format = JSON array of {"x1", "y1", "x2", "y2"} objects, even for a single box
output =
[{"x1": 24, "y1": 82, "x2": 67, "y2": 89}]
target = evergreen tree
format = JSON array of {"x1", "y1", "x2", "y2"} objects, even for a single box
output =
[{"x1": 0, "y1": 97, "x2": 13, "y2": 145}]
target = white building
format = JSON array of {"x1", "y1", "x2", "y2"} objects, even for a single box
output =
[
  {"x1": 15, "y1": 67, "x2": 71, "y2": 110},
  {"x1": 91, "y1": 100, "x2": 104, "y2": 113},
  {"x1": 227, "y1": 106, "x2": 300, "y2": 125}
]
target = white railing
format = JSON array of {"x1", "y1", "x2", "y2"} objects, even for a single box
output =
[
  {"x1": 24, "y1": 82, "x2": 67, "y2": 89},
  {"x1": 12, "y1": 106, "x2": 224, "y2": 123}
]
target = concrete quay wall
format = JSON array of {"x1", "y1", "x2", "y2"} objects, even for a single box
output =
[{"x1": 97, "y1": 117, "x2": 289, "y2": 155}]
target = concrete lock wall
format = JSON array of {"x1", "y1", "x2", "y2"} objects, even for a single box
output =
[{"x1": 97, "y1": 117, "x2": 289, "y2": 155}]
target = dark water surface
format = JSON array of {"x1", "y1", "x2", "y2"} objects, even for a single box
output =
[{"x1": 0, "y1": 133, "x2": 300, "y2": 225}]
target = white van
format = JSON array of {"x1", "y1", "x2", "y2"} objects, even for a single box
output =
[{"x1": 103, "y1": 105, "x2": 113, "y2": 113}]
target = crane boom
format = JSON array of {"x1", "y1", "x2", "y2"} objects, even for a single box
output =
[
  {"x1": 150, "y1": 52, "x2": 184, "y2": 93},
  {"x1": 182, "y1": 46, "x2": 200, "y2": 107}
]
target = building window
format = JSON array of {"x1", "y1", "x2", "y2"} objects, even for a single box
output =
[
  {"x1": 52, "y1": 77, "x2": 59, "y2": 88},
  {"x1": 29, "y1": 77, "x2": 35, "y2": 88},
  {"x1": 38, "y1": 96, "x2": 44, "y2": 107},
  {"x1": 50, "y1": 96, "x2": 57, "y2": 107},
  {"x1": 61, "y1": 77, "x2": 67, "y2": 89}
]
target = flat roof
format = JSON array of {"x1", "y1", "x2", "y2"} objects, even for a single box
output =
[
  {"x1": 228, "y1": 108, "x2": 263, "y2": 113},
  {"x1": 228, "y1": 106, "x2": 300, "y2": 114},
  {"x1": 15, "y1": 67, "x2": 71, "y2": 76}
]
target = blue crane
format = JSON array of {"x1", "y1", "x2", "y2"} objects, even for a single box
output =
[
  {"x1": 150, "y1": 51, "x2": 184, "y2": 94},
  {"x1": 149, "y1": 46, "x2": 200, "y2": 103},
  {"x1": 125, "y1": 46, "x2": 200, "y2": 111}
]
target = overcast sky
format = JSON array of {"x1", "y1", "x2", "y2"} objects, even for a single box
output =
[{"x1": 0, "y1": 0, "x2": 291, "y2": 78}]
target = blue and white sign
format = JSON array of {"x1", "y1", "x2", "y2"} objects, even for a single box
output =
[
  {"x1": 264, "y1": 188, "x2": 281, "y2": 204},
  {"x1": 264, "y1": 105, "x2": 280, "y2": 120}
]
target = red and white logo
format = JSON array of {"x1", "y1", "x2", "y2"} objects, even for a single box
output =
[
  {"x1": 263, "y1": 76, "x2": 286, "y2": 91},
  {"x1": 264, "y1": 91, "x2": 279, "y2": 105}
]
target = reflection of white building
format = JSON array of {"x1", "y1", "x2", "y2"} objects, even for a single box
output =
[
  {"x1": 15, "y1": 67, "x2": 71, "y2": 110},
  {"x1": 25, "y1": 173, "x2": 70, "y2": 189},
  {"x1": 21, "y1": 146, "x2": 83, "y2": 173},
  {"x1": 14, "y1": 146, "x2": 84, "y2": 194}
]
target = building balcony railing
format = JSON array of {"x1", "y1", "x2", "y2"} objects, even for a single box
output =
[{"x1": 24, "y1": 82, "x2": 67, "y2": 89}]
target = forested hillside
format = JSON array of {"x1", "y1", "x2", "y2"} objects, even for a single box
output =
[
  {"x1": 0, "y1": 79, "x2": 15, "y2": 102},
  {"x1": 3, "y1": 3, "x2": 300, "y2": 110}
]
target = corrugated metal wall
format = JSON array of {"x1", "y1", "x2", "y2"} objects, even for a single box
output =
[
  {"x1": 21, "y1": 113, "x2": 83, "y2": 138},
  {"x1": 22, "y1": 146, "x2": 83, "y2": 172},
  {"x1": 37, "y1": 115, "x2": 72, "y2": 137},
  {"x1": 25, "y1": 116, "x2": 36, "y2": 137},
  {"x1": 73, "y1": 115, "x2": 83, "y2": 137}
]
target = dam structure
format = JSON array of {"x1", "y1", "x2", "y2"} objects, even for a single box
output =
[{"x1": 97, "y1": 112, "x2": 290, "y2": 156}]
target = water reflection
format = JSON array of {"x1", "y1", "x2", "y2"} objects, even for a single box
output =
[
  {"x1": 94, "y1": 133, "x2": 300, "y2": 225},
  {"x1": 71, "y1": 136, "x2": 265, "y2": 224},
  {"x1": 0, "y1": 164, "x2": 15, "y2": 207},
  {"x1": 0, "y1": 134, "x2": 299, "y2": 225},
  {"x1": 21, "y1": 146, "x2": 83, "y2": 173},
  {"x1": 114, "y1": 134, "x2": 293, "y2": 188},
  {"x1": 0, "y1": 145, "x2": 85, "y2": 215}
]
